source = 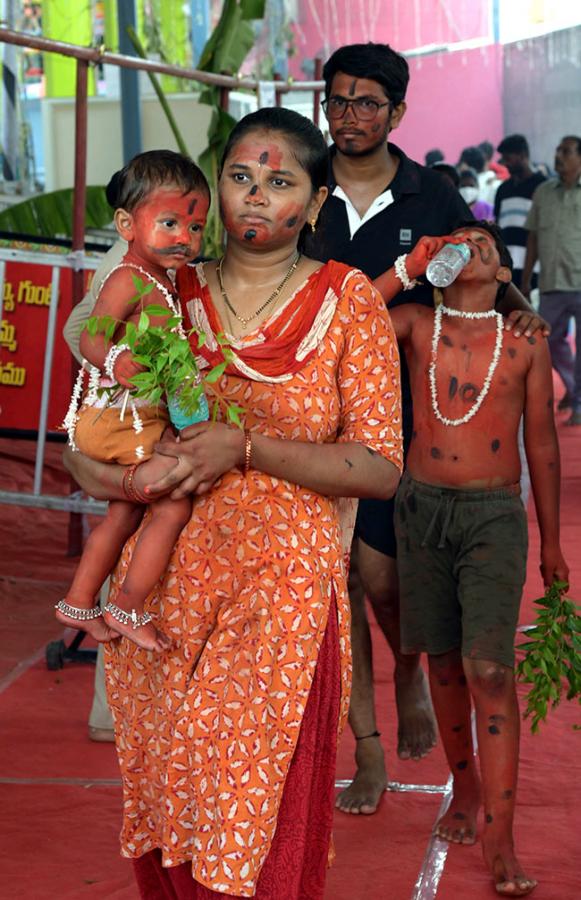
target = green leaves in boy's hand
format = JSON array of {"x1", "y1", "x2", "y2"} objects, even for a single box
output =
[{"x1": 516, "y1": 580, "x2": 581, "y2": 733}]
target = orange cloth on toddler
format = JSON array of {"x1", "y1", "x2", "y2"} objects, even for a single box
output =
[{"x1": 74, "y1": 401, "x2": 168, "y2": 465}]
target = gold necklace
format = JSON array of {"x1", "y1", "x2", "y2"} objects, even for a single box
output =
[{"x1": 216, "y1": 252, "x2": 301, "y2": 330}]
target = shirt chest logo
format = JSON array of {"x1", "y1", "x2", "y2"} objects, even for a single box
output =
[{"x1": 399, "y1": 228, "x2": 412, "y2": 244}]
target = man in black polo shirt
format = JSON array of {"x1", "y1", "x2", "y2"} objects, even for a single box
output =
[{"x1": 304, "y1": 42, "x2": 546, "y2": 817}]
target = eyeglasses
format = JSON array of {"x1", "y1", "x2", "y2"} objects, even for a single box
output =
[{"x1": 322, "y1": 96, "x2": 391, "y2": 122}]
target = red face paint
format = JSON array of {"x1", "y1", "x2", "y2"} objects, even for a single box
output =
[
  {"x1": 124, "y1": 187, "x2": 209, "y2": 273},
  {"x1": 220, "y1": 133, "x2": 314, "y2": 249}
]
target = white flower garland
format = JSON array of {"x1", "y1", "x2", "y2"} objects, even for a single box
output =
[
  {"x1": 394, "y1": 254, "x2": 419, "y2": 291},
  {"x1": 429, "y1": 304, "x2": 503, "y2": 427},
  {"x1": 104, "y1": 342, "x2": 130, "y2": 381}
]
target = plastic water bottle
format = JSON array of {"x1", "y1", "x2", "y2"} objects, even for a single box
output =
[{"x1": 426, "y1": 243, "x2": 471, "y2": 288}]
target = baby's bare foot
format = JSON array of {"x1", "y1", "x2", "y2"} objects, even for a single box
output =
[
  {"x1": 103, "y1": 603, "x2": 171, "y2": 652},
  {"x1": 484, "y1": 838, "x2": 537, "y2": 896},
  {"x1": 55, "y1": 601, "x2": 117, "y2": 643},
  {"x1": 335, "y1": 734, "x2": 387, "y2": 815},
  {"x1": 434, "y1": 778, "x2": 481, "y2": 844}
]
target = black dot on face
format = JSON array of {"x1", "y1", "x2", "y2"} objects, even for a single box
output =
[
  {"x1": 244, "y1": 229, "x2": 257, "y2": 241},
  {"x1": 286, "y1": 216, "x2": 298, "y2": 228},
  {"x1": 258, "y1": 151, "x2": 269, "y2": 165},
  {"x1": 187, "y1": 197, "x2": 198, "y2": 214},
  {"x1": 491, "y1": 439, "x2": 501, "y2": 453},
  {"x1": 442, "y1": 334, "x2": 454, "y2": 347},
  {"x1": 488, "y1": 725, "x2": 500, "y2": 735},
  {"x1": 456, "y1": 760, "x2": 468, "y2": 770},
  {"x1": 508, "y1": 347, "x2": 517, "y2": 359},
  {"x1": 486, "y1": 814, "x2": 493, "y2": 824},
  {"x1": 431, "y1": 446, "x2": 443, "y2": 459},
  {"x1": 249, "y1": 184, "x2": 258, "y2": 196}
]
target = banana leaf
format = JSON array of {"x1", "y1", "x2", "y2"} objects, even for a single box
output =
[{"x1": 0, "y1": 186, "x2": 112, "y2": 238}]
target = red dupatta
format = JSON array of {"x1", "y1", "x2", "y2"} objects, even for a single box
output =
[{"x1": 177, "y1": 259, "x2": 352, "y2": 381}]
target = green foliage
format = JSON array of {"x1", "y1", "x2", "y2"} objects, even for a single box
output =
[
  {"x1": 0, "y1": 186, "x2": 112, "y2": 238},
  {"x1": 196, "y1": 0, "x2": 266, "y2": 258},
  {"x1": 85, "y1": 275, "x2": 242, "y2": 425},
  {"x1": 516, "y1": 581, "x2": 581, "y2": 733}
]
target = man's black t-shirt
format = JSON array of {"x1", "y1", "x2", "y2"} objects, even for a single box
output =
[
  {"x1": 303, "y1": 143, "x2": 472, "y2": 555},
  {"x1": 304, "y1": 143, "x2": 472, "y2": 308}
]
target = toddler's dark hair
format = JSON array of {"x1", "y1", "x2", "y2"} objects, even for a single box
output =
[{"x1": 108, "y1": 150, "x2": 209, "y2": 212}]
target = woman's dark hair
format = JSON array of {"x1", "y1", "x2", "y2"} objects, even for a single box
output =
[
  {"x1": 322, "y1": 42, "x2": 409, "y2": 107},
  {"x1": 432, "y1": 162, "x2": 460, "y2": 188},
  {"x1": 455, "y1": 219, "x2": 513, "y2": 301},
  {"x1": 109, "y1": 150, "x2": 210, "y2": 212},
  {"x1": 220, "y1": 107, "x2": 329, "y2": 194}
]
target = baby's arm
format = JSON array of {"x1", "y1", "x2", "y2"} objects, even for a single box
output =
[
  {"x1": 79, "y1": 267, "x2": 149, "y2": 387},
  {"x1": 523, "y1": 341, "x2": 569, "y2": 587}
]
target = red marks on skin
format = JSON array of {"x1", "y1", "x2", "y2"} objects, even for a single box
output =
[
  {"x1": 125, "y1": 188, "x2": 209, "y2": 274},
  {"x1": 227, "y1": 140, "x2": 284, "y2": 172}
]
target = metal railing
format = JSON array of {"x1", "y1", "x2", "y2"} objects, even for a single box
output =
[{"x1": 0, "y1": 28, "x2": 325, "y2": 519}]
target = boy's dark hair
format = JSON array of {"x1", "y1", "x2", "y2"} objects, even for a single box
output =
[
  {"x1": 112, "y1": 150, "x2": 210, "y2": 212},
  {"x1": 220, "y1": 106, "x2": 328, "y2": 194},
  {"x1": 455, "y1": 219, "x2": 513, "y2": 301},
  {"x1": 497, "y1": 134, "x2": 529, "y2": 157},
  {"x1": 425, "y1": 148, "x2": 444, "y2": 167},
  {"x1": 322, "y1": 43, "x2": 410, "y2": 107},
  {"x1": 458, "y1": 146, "x2": 486, "y2": 174},
  {"x1": 458, "y1": 167, "x2": 478, "y2": 186},
  {"x1": 432, "y1": 162, "x2": 460, "y2": 187}
]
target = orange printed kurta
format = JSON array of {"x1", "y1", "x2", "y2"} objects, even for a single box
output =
[{"x1": 105, "y1": 261, "x2": 402, "y2": 897}]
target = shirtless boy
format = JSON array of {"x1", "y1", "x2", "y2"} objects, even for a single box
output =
[
  {"x1": 57, "y1": 151, "x2": 210, "y2": 651},
  {"x1": 373, "y1": 222, "x2": 569, "y2": 895}
]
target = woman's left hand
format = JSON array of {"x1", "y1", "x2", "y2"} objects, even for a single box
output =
[{"x1": 144, "y1": 422, "x2": 245, "y2": 499}]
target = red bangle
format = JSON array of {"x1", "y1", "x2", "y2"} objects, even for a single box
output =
[
  {"x1": 122, "y1": 462, "x2": 149, "y2": 504},
  {"x1": 243, "y1": 429, "x2": 252, "y2": 476}
]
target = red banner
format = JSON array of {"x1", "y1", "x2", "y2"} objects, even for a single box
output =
[{"x1": 0, "y1": 258, "x2": 92, "y2": 433}]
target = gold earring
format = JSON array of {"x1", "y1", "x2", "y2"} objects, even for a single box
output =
[{"x1": 310, "y1": 218, "x2": 317, "y2": 234}]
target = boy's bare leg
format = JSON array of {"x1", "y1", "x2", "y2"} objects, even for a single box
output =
[
  {"x1": 464, "y1": 657, "x2": 537, "y2": 896},
  {"x1": 58, "y1": 500, "x2": 144, "y2": 642},
  {"x1": 428, "y1": 650, "x2": 481, "y2": 844},
  {"x1": 336, "y1": 541, "x2": 437, "y2": 816},
  {"x1": 103, "y1": 494, "x2": 192, "y2": 652}
]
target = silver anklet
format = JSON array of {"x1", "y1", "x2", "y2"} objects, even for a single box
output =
[
  {"x1": 104, "y1": 601, "x2": 152, "y2": 630},
  {"x1": 55, "y1": 599, "x2": 103, "y2": 621}
]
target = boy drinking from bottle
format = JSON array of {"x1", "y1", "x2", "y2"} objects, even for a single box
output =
[{"x1": 373, "y1": 221, "x2": 568, "y2": 896}]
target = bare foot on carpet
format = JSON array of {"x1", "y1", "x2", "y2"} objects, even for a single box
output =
[
  {"x1": 434, "y1": 777, "x2": 481, "y2": 844},
  {"x1": 56, "y1": 605, "x2": 118, "y2": 643},
  {"x1": 335, "y1": 734, "x2": 387, "y2": 815},
  {"x1": 483, "y1": 838, "x2": 537, "y2": 896},
  {"x1": 395, "y1": 663, "x2": 438, "y2": 760}
]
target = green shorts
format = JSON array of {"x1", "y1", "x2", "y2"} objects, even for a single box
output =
[{"x1": 395, "y1": 473, "x2": 528, "y2": 668}]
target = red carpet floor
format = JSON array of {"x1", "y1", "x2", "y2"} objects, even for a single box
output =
[{"x1": 0, "y1": 397, "x2": 579, "y2": 899}]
